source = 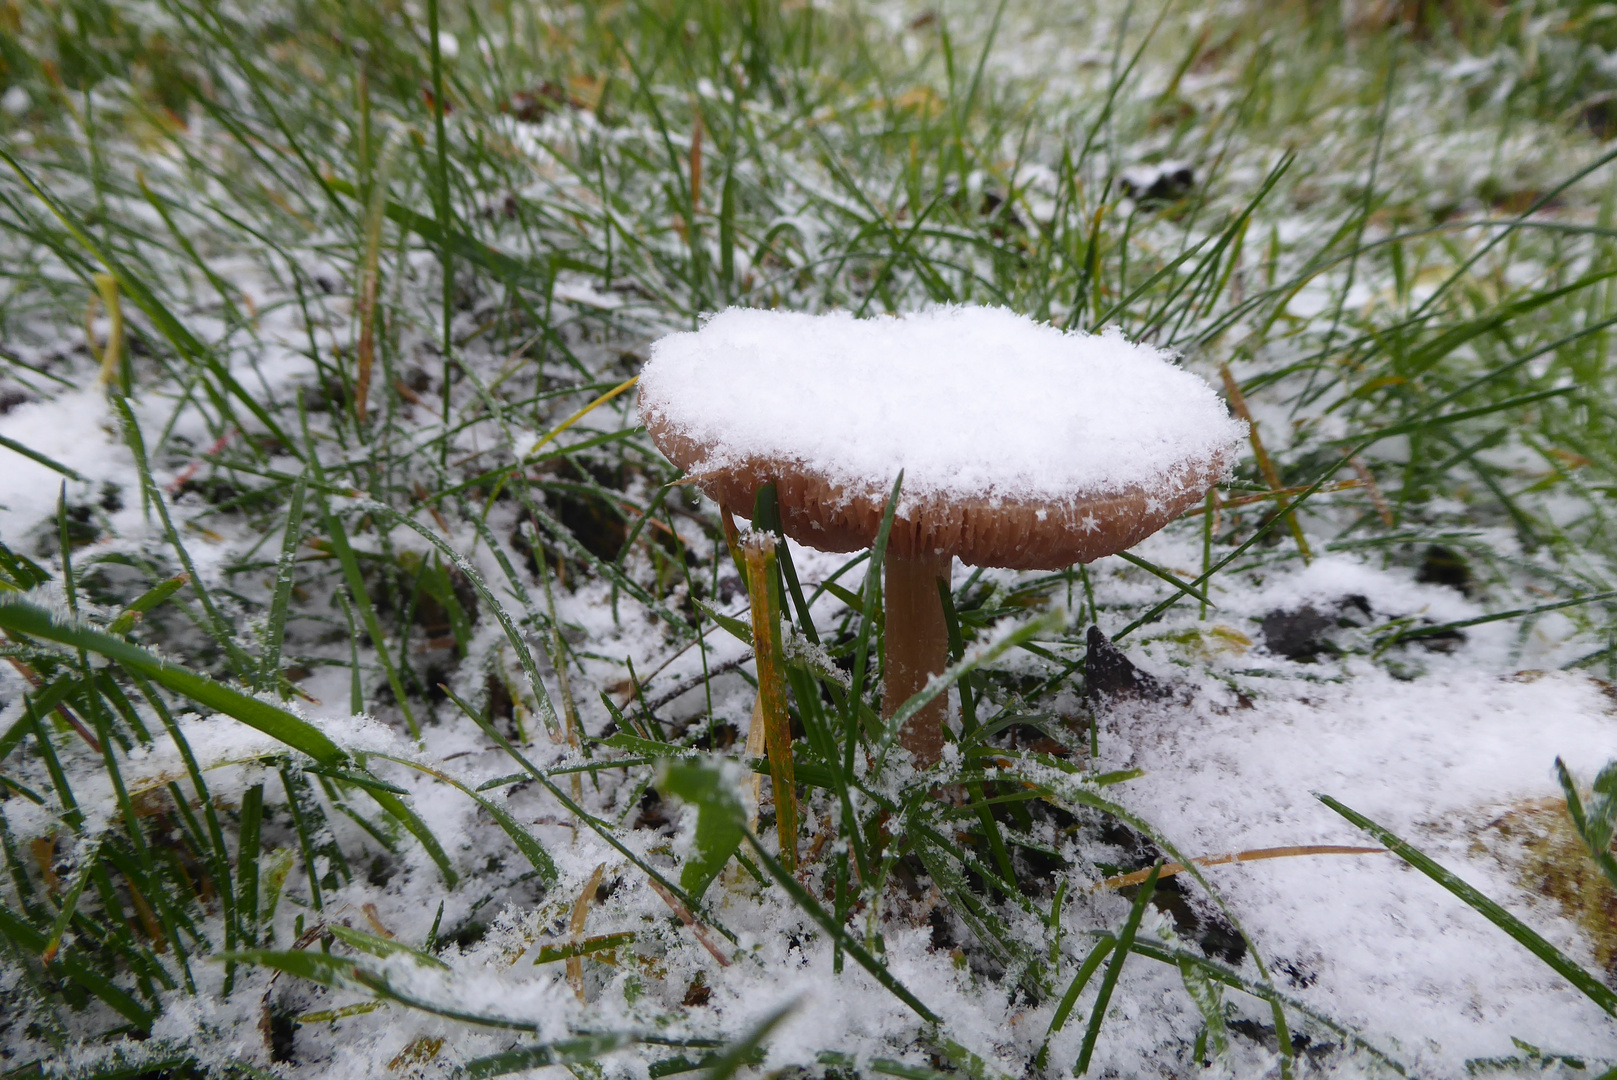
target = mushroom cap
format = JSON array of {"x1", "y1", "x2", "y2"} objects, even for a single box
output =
[{"x1": 638, "y1": 306, "x2": 1245, "y2": 570}]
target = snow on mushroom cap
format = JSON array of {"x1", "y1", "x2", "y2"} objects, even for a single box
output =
[{"x1": 638, "y1": 306, "x2": 1246, "y2": 504}]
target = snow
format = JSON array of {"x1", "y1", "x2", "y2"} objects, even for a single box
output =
[
  {"x1": 1090, "y1": 664, "x2": 1617, "y2": 1073},
  {"x1": 4, "y1": 0, "x2": 1617, "y2": 1074},
  {"x1": 0, "y1": 388, "x2": 127, "y2": 542},
  {"x1": 638, "y1": 306, "x2": 1247, "y2": 503}
]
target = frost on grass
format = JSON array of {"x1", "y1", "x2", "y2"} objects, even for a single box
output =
[
  {"x1": 4, "y1": 0, "x2": 1617, "y2": 1076},
  {"x1": 638, "y1": 306, "x2": 1246, "y2": 504}
]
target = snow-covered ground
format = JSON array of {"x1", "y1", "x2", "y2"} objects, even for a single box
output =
[{"x1": 5, "y1": 0, "x2": 1617, "y2": 1076}]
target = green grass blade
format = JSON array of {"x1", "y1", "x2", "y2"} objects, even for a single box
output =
[
  {"x1": 742, "y1": 829, "x2": 940, "y2": 1024},
  {"x1": 107, "y1": 574, "x2": 190, "y2": 636},
  {"x1": 299, "y1": 468, "x2": 418, "y2": 739},
  {"x1": 237, "y1": 783, "x2": 263, "y2": 948},
  {"x1": 111, "y1": 394, "x2": 255, "y2": 676},
  {"x1": 874, "y1": 609, "x2": 1063, "y2": 773},
  {"x1": 700, "y1": 999, "x2": 798, "y2": 1080},
  {"x1": 464, "y1": 1034, "x2": 638, "y2": 1079},
  {"x1": 0, "y1": 595, "x2": 347, "y2": 767},
  {"x1": 363, "y1": 500, "x2": 560, "y2": 735},
  {"x1": 362, "y1": 785, "x2": 460, "y2": 889},
  {"x1": 851, "y1": 473, "x2": 905, "y2": 729},
  {"x1": 1035, "y1": 938, "x2": 1114, "y2": 1070},
  {"x1": 371, "y1": 745, "x2": 554, "y2": 887},
  {"x1": 1380, "y1": 590, "x2": 1617, "y2": 645},
  {"x1": 40, "y1": 839, "x2": 101, "y2": 963},
  {"x1": 1320, "y1": 794, "x2": 1617, "y2": 1016},
  {"x1": 1113, "y1": 551, "x2": 1211, "y2": 607},
  {"x1": 0, "y1": 433, "x2": 85, "y2": 482},
  {"x1": 1126, "y1": 937, "x2": 1406, "y2": 1073},
  {"x1": 0, "y1": 905, "x2": 153, "y2": 1028},
  {"x1": 258, "y1": 472, "x2": 309, "y2": 693},
  {"x1": 1075, "y1": 862, "x2": 1160, "y2": 1074}
]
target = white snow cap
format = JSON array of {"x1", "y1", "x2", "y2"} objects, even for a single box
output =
[{"x1": 639, "y1": 305, "x2": 1245, "y2": 501}]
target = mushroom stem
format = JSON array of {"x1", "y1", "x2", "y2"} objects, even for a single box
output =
[{"x1": 883, "y1": 548, "x2": 953, "y2": 766}]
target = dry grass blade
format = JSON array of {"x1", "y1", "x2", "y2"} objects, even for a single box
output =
[
  {"x1": 90, "y1": 273, "x2": 123, "y2": 387},
  {"x1": 745, "y1": 693, "x2": 767, "y2": 833},
  {"x1": 1349, "y1": 454, "x2": 1395, "y2": 527},
  {"x1": 718, "y1": 501, "x2": 747, "y2": 584},
  {"x1": 524, "y1": 376, "x2": 639, "y2": 462},
  {"x1": 1182, "y1": 480, "x2": 1361, "y2": 514},
  {"x1": 1093, "y1": 845, "x2": 1387, "y2": 892},
  {"x1": 353, "y1": 138, "x2": 398, "y2": 425},
  {"x1": 645, "y1": 877, "x2": 733, "y2": 968},
  {"x1": 567, "y1": 863, "x2": 607, "y2": 1000},
  {"x1": 3, "y1": 0, "x2": 1615, "y2": 1071},
  {"x1": 743, "y1": 533, "x2": 797, "y2": 872},
  {"x1": 1220, "y1": 363, "x2": 1313, "y2": 562}
]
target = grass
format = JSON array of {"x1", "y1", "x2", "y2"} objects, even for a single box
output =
[{"x1": 2, "y1": 0, "x2": 1617, "y2": 1074}]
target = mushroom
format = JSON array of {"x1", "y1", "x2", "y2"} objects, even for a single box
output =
[{"x1": 637, "y1": 306, "x2": 1245, "y2": 766}]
